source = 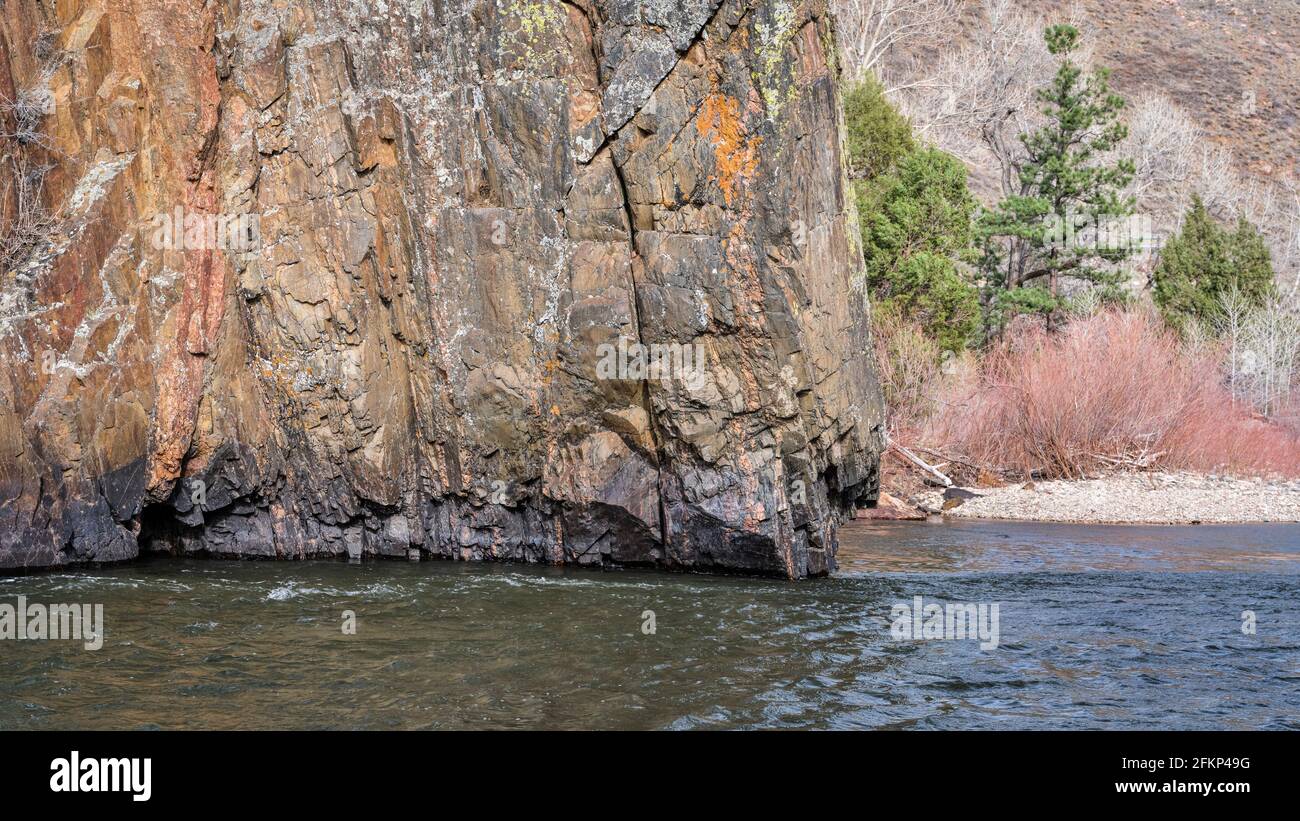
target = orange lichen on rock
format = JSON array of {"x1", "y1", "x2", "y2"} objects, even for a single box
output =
[{"x1": 695, "y1": 93, "x2": 762, "y2": 208}]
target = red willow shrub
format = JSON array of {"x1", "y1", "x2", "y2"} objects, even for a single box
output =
[{"x1": 922, "y1": 309, "x2": 1300, "y2": 478}]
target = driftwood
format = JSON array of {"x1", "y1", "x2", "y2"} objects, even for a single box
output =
[
  {"x1": 908, "y1": 445, "x2": 992, "y2": 473},
  {"x1": 886, "y1": 438, "x2": 953, "y2": 487},
  {"x1": 1088, "y1": 450, "x2": 1166, "y2": 469}
]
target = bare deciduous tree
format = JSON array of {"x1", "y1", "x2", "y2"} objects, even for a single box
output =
[
  {"x1": 1242, "y1": 298, "x2": 1300, "y2": 418},
  {"x1": 1280, "y1": 181, "x2": 1300, "y2": 304},
  {"x1": 834, "y1": 0, "x2": 964, "y2": 90},
  {"x1": 888, "y1": 0, "x2": 1082, "y2": 199},
  {"x1": 1125, "y1": 92, "x2": 1199, "y2": 213},
  {"x1": 1217, "y1": 290, "x2": 1300, "y2": 419},
  {"x1": 1216, "y1": 286, "x2": 1254, "y2": 406}
]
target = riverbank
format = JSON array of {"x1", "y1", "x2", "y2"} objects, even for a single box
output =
[{"x1": 906, "y1": 472, "x2": 1300, "y2": 525}]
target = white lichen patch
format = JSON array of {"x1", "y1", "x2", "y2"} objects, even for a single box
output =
[{"x1": 65, "y1": 153, "x2": 135, "y2": 218}]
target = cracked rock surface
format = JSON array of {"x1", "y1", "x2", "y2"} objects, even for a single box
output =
[{"x1": 0, "y1": 0, "x2": 883, "y2": 577}]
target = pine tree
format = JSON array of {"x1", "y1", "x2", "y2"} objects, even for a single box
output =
[
  {"x1": 978, "y1": 24, "x2": 1136, "y2": 334},
  {"x1": 1152, "y1": 194, "x2": 1276, "y2": 330}
]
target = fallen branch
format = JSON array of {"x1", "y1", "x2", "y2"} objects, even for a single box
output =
[
  {"x1": 887, "y1": 438, "x2": 953, "y2": 487},
  {"x1": 908, "y1": 444, "x2": 993, "y2": 473},
  {"x1": 1088, "y1": 450, "x2": 1166, "y2": 469}
]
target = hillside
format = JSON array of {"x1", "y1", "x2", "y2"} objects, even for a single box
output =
[{"x1": 1021, "y1": 0, "x2": 1298, "y2": 181}]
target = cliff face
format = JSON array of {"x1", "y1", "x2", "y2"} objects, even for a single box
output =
[{"x1": 0, "y1": 0, "x2": 883, "y2": 577}]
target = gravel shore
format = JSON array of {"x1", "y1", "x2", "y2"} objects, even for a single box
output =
[{"x1": 918, "y1": 472, "x2": 1300, "y2": 524}]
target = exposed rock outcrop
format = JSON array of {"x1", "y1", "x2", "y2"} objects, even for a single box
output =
[{"x1": 0, "y1": 0, "x2": 883, "y2": 577}]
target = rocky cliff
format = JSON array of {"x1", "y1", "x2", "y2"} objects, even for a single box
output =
[{"x1": 0, "y1": 0, "x2": 883, "y2": 577}]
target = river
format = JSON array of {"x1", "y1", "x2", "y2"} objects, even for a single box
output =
[{"x1": 2, "y1": 520, "x2": 1297, "y2": 729}]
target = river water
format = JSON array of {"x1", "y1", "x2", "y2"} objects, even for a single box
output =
[{"x1": 2, "y1": 520, "x2": 1297, "y2": 729}]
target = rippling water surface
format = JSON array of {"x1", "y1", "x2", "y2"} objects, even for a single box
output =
[{"x1": 2, "y1": 520, "x2": 1297, "y2": 729}]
